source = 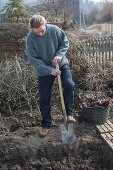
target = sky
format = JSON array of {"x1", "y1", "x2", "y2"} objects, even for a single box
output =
[{"x1": 92, "y1": 0, "x2": 113, "y2": 1}]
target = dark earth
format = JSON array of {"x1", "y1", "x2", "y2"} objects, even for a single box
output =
[{"x1": 0, "y1": 108, "x2": 113, "y2": 170}]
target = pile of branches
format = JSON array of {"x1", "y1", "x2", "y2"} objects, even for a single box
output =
[
  {"x1": 76, "y1": 61, "x2": 113, "y2": 111},
  {"x1": 66, "y1": 32, "x2": 113, "y2": 93},
  {"x1": 66, "y1": 32, "x2": 89, "y2": 84},
  {"x1": 0, "y1": 52, "x2": 38, "y2": 114},
  {"x1": 0, "y1": 32, "x2": 88, "y2": 114},
  {"x1": 1, "y1": 32, "x2": 113, "y2": 114},
  {"x1": 66, "y1": 33, "x2": 113, "y2": 112},
  {"x1": 0, "y1": 23, "x2": 29, "y2": 41}
]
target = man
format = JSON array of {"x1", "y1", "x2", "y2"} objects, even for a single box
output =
[{"x1": 26, "y1": 15, "x2": 75, "y2": 137}]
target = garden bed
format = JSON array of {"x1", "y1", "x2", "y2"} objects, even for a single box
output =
[{"x1": 0, "y1": 110, "x2": 113, "y2": 170}]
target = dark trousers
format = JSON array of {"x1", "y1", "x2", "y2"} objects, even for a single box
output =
[{"x1": 38, "y1": 64, "x2": 75, "y2": 128}]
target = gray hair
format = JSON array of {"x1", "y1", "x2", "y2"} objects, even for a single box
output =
[{"x1": 29, "y1": 15, "x2": 47, "y2": 29}]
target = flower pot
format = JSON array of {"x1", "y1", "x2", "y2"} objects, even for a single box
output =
[{"x1": 83, "y1": 106, "x2": 110, "y2": 124}]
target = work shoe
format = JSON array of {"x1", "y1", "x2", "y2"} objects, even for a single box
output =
[
  {"x1": 67, "y1": 115, "x2": 76, "y2": 123},
  {"x1": 38, "y1": 127, "x2": 49, "y2": 137}
]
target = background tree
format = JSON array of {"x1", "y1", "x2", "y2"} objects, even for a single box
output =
[
  {"x1": 43, "y1": 0, "x2": 64, "y2": 17},
  {"x1": 2, "y1": 0, "x2": 30, "y2": 22},
  {"x1": 85, "y1": 7, "x2": 99, "y2": 25},
  {"x1": 61, "y1": 0, "x2": 73, "y2": 21},
  {"x1": 98, "y1": 1, "x2": 113, "y2": 22},
  {"x1": 85, "y1": 1, "x2": 113, "y2": 25},
  {"x1": 41, "y1": 0, "x2": 73, "y2": 22}
]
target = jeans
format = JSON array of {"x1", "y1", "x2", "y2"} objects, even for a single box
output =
[{"x1": 38, "y1": 64, "x2": 75, "y2": 128}]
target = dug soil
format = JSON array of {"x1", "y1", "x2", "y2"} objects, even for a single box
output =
[{"x1": 0, "y1": 109, "x2": 113, "y2": 170}]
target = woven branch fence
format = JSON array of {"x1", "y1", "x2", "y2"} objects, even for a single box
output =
[{"x1": 79, "y1": 37, "x2": 113, "y2": 66}]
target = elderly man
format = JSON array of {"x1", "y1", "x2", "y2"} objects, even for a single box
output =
[{"x1": 26, "y1": 15, "x2": 75, "y2": 137}]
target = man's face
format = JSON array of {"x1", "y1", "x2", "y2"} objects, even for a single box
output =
[{"x1": 32, "y1": 24, "x2": 46, "y2": 36}]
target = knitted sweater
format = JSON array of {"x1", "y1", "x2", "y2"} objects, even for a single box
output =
[{"x1": 26, "y1": 24, "x2": 69, "y2": 76}]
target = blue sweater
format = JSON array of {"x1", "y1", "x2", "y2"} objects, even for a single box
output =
[{"x1": 26, "y1": 24, "x2": 69, "y2": 76}]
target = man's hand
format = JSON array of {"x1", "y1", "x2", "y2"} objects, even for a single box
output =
[
  {"x1": 51, "y1": 68, "x2": 61, "y2": 76},
  {"x1": 52, "y1": 55, "x2": 62, "y2": 64}
]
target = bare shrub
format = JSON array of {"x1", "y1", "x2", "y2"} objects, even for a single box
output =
[{"x1": 0, "y1": 52, "x2": 38, "y2": 114}]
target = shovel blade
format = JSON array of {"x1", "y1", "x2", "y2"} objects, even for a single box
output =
[{"x1": 60, "y1": 123, "x2": 76, "y2": 144}]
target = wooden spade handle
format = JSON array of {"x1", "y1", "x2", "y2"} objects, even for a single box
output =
[{"x1": 56, "y1": 63, "x2": 67, "y2": 123}]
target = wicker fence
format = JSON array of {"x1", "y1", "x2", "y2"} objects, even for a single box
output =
[
  {"x1": 0, "y1": 41, "x2": 23, "y2": 51},
  {"x1": 80, "y1": 37, "x2": 113, "y2": 65}
]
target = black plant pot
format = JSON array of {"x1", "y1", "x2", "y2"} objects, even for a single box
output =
[{"x1": 83, "y1": 106, "x2": 110, "y2": 124}]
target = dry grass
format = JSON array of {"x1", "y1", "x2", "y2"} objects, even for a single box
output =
[{"x1": 85, "y1": 23, "x2": 113, "y2": 37}]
